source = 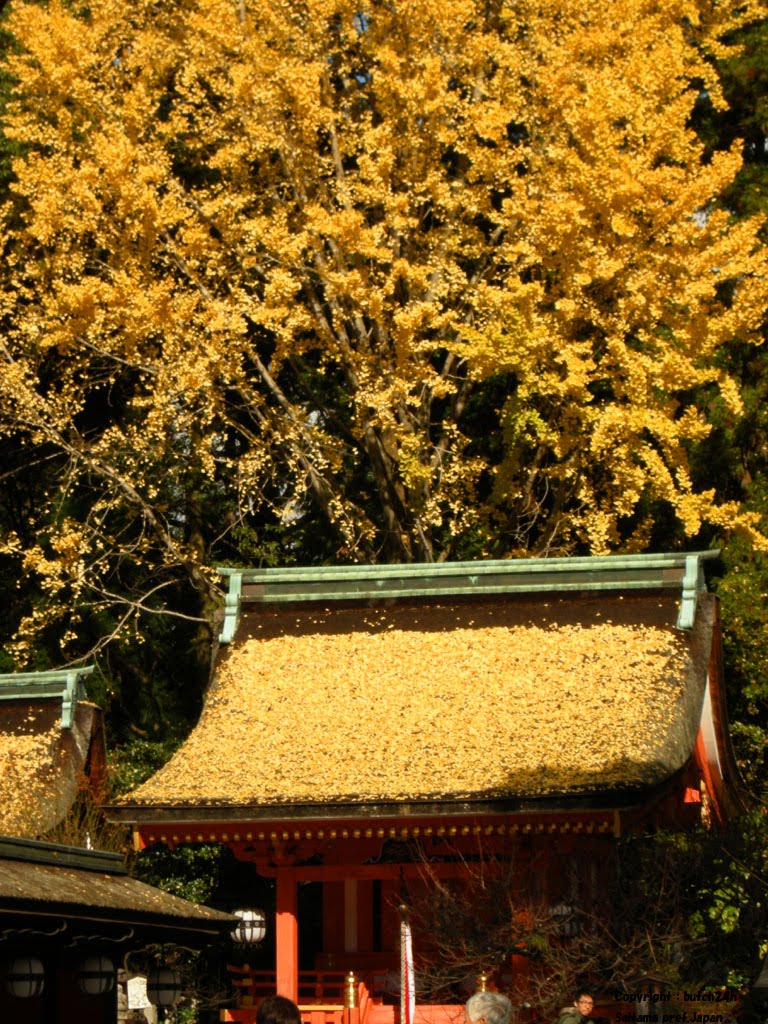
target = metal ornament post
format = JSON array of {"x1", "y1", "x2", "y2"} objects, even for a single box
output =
[{"x1": 344, "y1": 970, "x2": 360, "y2": 1024}]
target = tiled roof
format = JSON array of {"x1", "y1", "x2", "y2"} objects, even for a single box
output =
[{"x1": 122, "y1": 593, "x2": 712, "y2": 810}]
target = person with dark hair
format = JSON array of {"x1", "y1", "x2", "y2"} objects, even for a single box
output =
[
  {"x1": 557, "y1": 992, "x2": 597, "y2": 1024},
  {"x1": 257, "y1": 995, "x2": 303, "y2": 1024}
]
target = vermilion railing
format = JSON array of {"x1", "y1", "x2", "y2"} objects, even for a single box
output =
[
  {"x1": 221, "y1": 969, "x2": 356, "y2": 1024},
  {"x1": 227, "y1": 968, "x2": 349, "y2": 1008},
  {"x1": 219, "y1": 969, "x2": 465, "y2": 1024}
]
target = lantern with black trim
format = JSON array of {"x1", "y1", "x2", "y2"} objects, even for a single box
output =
[
  {"x1": 231, "y1": 907, "x2": 267, "y2": 947},
  {"x1": 146, "y1": 965, "x2": 182, "y2": 1008},
  {"x1": 78, "y1": 955, "x2": 115, "y2": 996},
  {"x1": 5, "y1": 956, "x2": 45, "y2": 999}
]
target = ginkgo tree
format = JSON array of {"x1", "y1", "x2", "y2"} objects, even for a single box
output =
[{"x1": 0, "y1": 0, "x2": 766, "y2": 667}]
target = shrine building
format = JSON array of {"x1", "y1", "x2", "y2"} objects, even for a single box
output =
[
  {"x1": 108, "y1": 553, "x2": 745, "y2": 1024},
  {"x1": 0, "y1": 668, "x2": 235, "y2": 1021}
]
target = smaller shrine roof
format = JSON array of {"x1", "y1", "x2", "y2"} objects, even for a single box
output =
[
  {"x1": 118, "y1": 588, "x2": 716, "y2": 815},
  {"x1": 0, "y1": 835, "x2": 235, "y2": 940},
  {"x1": 0, "y1": 672, "x2": 105, "y2": 837}
]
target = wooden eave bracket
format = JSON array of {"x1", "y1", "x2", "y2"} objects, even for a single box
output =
[
  {"x1": 217, "y1": 551, "x2": 719, "y2": 643},
  {"x1": 0, "y1": 666, "x2": 95, "y2": 729}
]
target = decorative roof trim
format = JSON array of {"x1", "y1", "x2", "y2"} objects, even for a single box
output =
[
  {"x1": 0, "y1": 834, "x2": 125, "y2": 874},
  {"x1": 138, "y1": 815, "x2": 620, "y2": 849},
  {"x1": 0, "y1": 667, "x2": 95, "y2": 729},
  {"x1": 217, "y1": 551, "x2": 719, "y2": 642}
]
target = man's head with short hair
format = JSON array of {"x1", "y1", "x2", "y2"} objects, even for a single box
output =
[
  {"x1": 257, "y1": 995, "x2": 303, "y2": 1024},
  {"x1": 465, "y1": 991, "x2": 513, "y2": 1024},
  {"x1": 573, "y1": 993, "x2": 595, "y2": 1017}
]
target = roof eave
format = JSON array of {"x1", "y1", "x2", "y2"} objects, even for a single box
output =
[
  {"x1": 0, "y1": 901, "x2": 235, "y2": 939},
  {"x1": 105, "y1": 785, "x2": 677, "y2": 826}
]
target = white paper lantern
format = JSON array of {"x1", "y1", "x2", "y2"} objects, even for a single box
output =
[
  {"x1": 231, "y1": 907, "x2": 267, "y2": 945},
  {"x1": 78, "y1": 955, "x2": 115, "y2": 996},
  {"x1": 146, "y1": 966, "x2": 182, "y2": 1007},
  {"x1": 6, "y1": 956, "x2": 45, "y2": 999}
]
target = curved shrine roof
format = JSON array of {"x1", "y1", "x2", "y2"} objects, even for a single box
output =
[{"x1": 121, "y1": 592, "x2": 714, "y2": 811}]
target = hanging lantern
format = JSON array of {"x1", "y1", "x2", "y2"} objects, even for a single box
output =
[
  {"x1": 146, "y1": 966, "x2": 182, "y2": 1007},
  {"x1": 231, "y1": 907, "x2": 267, "y2": 946},
  {"x1": 5, "y1": 956, "x2": 45, "y2": 998},
  {"x1": 551, "y1": 902, "x2": 580, "y2": 938},
  {"x1": 78, "y1": 955, "x2": 116, "y2": 996}
]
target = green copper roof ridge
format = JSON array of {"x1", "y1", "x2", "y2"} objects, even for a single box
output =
[
  {"x1": 216, "y1": 551, "x2": 719, "y2": 642},
  {"x1": 217, "y1": 550, "x2": 720, "y2": 579},
  {"x1": 0, "y1": 666, "x2": 95, "y2": 729}
]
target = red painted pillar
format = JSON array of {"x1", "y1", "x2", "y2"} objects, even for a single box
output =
[{"x1": 276, "y1": 869, "x2": 299, "y2": 1001}]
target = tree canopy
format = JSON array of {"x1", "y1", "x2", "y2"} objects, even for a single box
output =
[{"x1": 0, "y1": 0, "x2": 766, "y2": 673}]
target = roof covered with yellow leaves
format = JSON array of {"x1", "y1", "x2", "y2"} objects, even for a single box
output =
[
  {"x1": 122, "y1": 592, "x2": 714, "y2": 811},
  {"x1": 0, "y1": 701, "x2": 104, "y2": 838}
]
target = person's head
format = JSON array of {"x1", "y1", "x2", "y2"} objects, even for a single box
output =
[
  {"x1": 573, "y1": 993, "x2": 595, "y2": 1017},
  {"x1": 465, "y1": 991, "x2": 513, "y2": 1024},
  {"x1": 257, "y1": 996, "x2": 303, "y2": 1024}
]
